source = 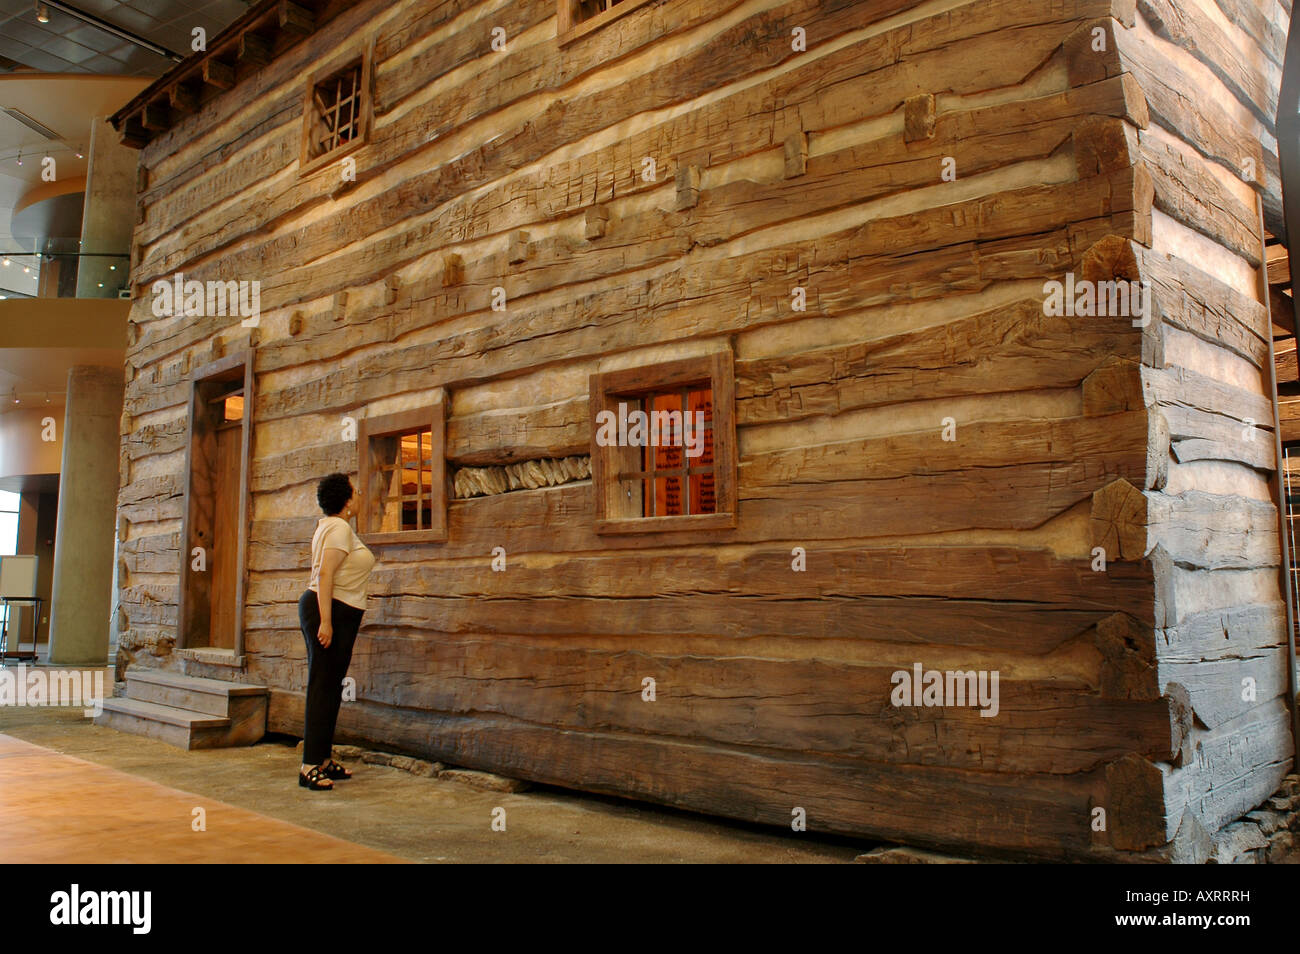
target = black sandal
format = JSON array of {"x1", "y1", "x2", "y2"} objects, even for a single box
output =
[
  {"x1": 298, "y1": 765, "x2": 333, "y2": 790},
  {"x1": 321, "y1": 759, "x2": 352, "y2": 780}
]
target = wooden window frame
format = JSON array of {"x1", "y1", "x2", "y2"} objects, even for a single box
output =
[
  {"x1": 357, "y1": 390, "x2": 448, "y2": 546},
  {"x1": 298, "y1": 41, "x2": 373, "y2": 178},
  {"x1": 590, "y1": 351, "x2": 737, "y2": 535},
  {"x1": 557, "y1": 0, "x2": 659, "y2": 46}
]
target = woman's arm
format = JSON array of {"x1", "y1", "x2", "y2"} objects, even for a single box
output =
[{"x1": 316, "y1": 547, "x2": 347, "y2": 647}]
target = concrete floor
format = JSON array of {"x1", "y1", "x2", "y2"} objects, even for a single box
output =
[{"x1": 0, "y1": 702, "x2": 865, "y2": 863}]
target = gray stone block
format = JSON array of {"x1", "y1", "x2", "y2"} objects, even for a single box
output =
[
  {"x1": 437, "y1": 768, "x2": 531, "y2": 792},
  {"x1": 856, "y1": 846, "x2": 979, "y2": 864}
]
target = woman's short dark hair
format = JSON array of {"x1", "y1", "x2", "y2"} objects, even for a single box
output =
[{"x1": 317, "y1": 472, "x2": 354, "y2": 516}]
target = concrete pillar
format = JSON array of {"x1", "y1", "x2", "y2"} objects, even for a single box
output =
[
  {"x1": 47, "y1": 366, "x2": 123, "y2": 665},
  {"x1": 76, "y1": 117, "x2": 135, "y2": 299}
]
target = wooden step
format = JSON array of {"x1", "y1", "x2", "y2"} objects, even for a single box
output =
[
  {"x1": 125, "y1": 668, "x2": 267, "y2": 717},
  {"x1": 95, "y1": 697, "x2": 233, "y2": 751}
]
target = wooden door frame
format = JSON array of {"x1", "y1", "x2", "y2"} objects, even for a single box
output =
[{"x1": 177, "y1": 349, "x2": 255, "y2": 660}]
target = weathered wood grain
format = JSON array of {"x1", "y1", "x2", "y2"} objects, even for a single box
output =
[{"x1": 110, "y1": 0, "x2": 1290, "y2": 861}]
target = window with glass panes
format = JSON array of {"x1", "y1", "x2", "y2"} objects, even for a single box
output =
[
  {"x1": 590, "y1": 352, "x2": 737, "y2": 534},
  {"x1": 621, "y1": 386, "x2": 716, "y2": 518},
  {"x1": 357, "y1": 393, "x2": 448, "y2": 545}
]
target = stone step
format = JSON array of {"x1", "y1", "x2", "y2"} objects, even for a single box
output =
[
  {"x1": 97, "y1": 670, "x2": 270, "y2": 750},
  {"x1": 95, "y1": 697, "x2": 233, "y2": 751},
  {"x1": 125, "y1": 668, "x2": 267, "y2": 717}
]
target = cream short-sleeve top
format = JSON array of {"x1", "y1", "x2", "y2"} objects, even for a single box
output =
[{"x1": 309, "y1": 515, "x2": 376, "y2": 611}]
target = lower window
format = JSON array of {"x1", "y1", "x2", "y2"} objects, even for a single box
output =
[{"x1": 358, "y1": 390, "x2": 448, "y2": 544}]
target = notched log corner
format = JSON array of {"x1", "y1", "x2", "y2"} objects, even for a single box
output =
[
  {"x1": 1090, "y1": 478, "x2": 1150, "y2": 561},
  {"x1": 1095, "y1": 612, "x2": 1159, "y2": 701},
  {"x1": 1104, "y1": 752, "x2": 1168, "y2": 851}
]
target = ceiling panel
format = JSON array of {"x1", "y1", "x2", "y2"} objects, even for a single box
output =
[{"x1": 0, "y1": 0, "x2": 253, "y2": 77}]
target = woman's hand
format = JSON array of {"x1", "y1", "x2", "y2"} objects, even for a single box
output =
[{"x1": 317, "y1": 624, "x2": 333, "y2": 648}]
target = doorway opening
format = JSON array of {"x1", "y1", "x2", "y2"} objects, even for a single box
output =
[{"x1": 179, "y1": 352, "x2": 253, "y2": 657}]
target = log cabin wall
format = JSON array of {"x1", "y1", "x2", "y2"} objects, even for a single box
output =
[
  {"x1": 1104, "y1": 0, "x2": 1296, "y2": 857},
  {"x1": 113, "y1": 0, "x2": 1292, "y2": 860}
]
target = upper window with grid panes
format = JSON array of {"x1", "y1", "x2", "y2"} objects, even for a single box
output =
[{"x1": 300, "y1": 51, "x2": 372, "y2": 176}]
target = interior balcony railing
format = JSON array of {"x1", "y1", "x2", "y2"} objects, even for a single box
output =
[{"x1": 0, "y1": 235, "x2": 130, "y2": 301}]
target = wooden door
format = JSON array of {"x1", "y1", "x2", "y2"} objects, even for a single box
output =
[{"x1": 208, "y1": 423, "x2": 241, "y2": 650}]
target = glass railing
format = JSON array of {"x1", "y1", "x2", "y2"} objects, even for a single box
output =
[{"x1": 0, "y1": 236, "x2": 130, "y2": 300}]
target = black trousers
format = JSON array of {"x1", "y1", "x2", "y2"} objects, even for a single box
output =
[{"x1": 297, "y1": 589, "x2": 364, "y2": 766}]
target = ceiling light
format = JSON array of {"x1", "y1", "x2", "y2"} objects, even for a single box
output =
[
  {"x1": 22, "y1": 267, "x2": 29, "y2": 274},
  {"x1": 2, "y1": 259, "x2": 8, "y2": 267},
  {"x1": 36, "y1": 3, "x2": 49, "y2": 23}
]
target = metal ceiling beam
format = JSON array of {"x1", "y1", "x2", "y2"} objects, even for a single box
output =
[{"x1": 41, "y1": 0, "x2": 184, "y2": 63}]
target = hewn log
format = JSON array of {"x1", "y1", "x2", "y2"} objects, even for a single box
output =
[
  {"x1": 1091, "y1": 479, "x2": 1148, "y2": 561},
  {"x1": 903, "y1": 93, "x2": 936, "y2": 143},
  {"x1": 1095, "y1": 612, "x2": 1159, "y2": 701},
  {"x1": 202, "y1": 58, "x2": 235, "y2": 91},
  {"x1": 246, "y1": 625, "x2": 1180, "y2": 775},
  {"x1": 1105, "y1": 753, "x2": 1168, "y2": 850},
  {"x1": 1141, "y1": 132, "x2": 1262, "y2": 267},
  {"x1": 783, "y1": 131, "x2": 808, "y2": 178},
  {"x1": 238, "y1": 32, "x2": 272, "y2": 67},
  {"x1": 107, "y1": 0, "x2": 1288, "y2": 862},
  {"x1": 1084, "y1": 357, "x2": 1147, "y2": 414},
  {"x1": 1136, "y1": 0, "x2": 1278, "y2": 126},
  {"x1": 134, "y1": 0, "x2": 1129, "y2": 293},
  {"x1": 266, "y1": 690, "x2": 1104, "y2": 859},
  {"x1": 1163, "y1": 699, "x2": 1293, "y2": 837},
  {"x1": 1140, "y1": 247, "x2": 1270, "y2": 369},
  {"x1": 278, "y1": 0, "x2": 314, "y2": 35}
]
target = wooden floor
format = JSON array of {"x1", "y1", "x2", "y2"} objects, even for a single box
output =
[{"x1": 0, "y1": 734, "x2": 403, "y2": 863}]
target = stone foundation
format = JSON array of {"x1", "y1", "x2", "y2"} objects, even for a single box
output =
[{"x1": 1210, "y1": 774, "x2": 1300, "y2": 864}]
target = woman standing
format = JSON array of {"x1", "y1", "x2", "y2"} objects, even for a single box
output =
[{"x1": 297, "y1": 472, "x2": 376, "y2": 790}]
